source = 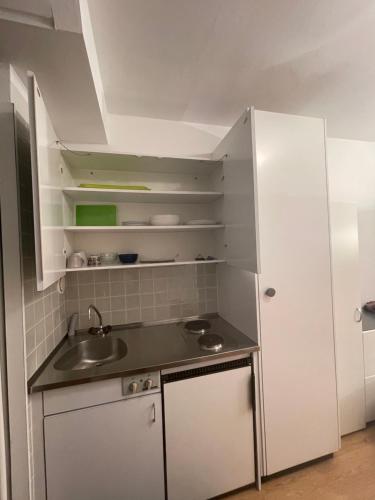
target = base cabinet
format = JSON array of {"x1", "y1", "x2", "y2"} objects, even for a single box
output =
[
  {"x1": 163, "y1": 365, "x2": 255, "y2": 500},
  {"x1": 44, "y1": 392, "x2": 164, "y2": 500}
]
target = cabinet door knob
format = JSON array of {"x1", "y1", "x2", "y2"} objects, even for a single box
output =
[{"x1": 265, "y1": 288, "x2": 276, "y2": 297}]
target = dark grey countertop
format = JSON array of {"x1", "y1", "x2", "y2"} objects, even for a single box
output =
[
  {"x1": 362, "y1": 310, "x2": 375, "y2": 332},
  {"x1": 29, "y1": 315, "x2": 259, "y2": 393}
]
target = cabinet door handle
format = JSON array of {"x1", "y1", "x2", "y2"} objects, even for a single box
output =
[
  {"x1": 152, "y1": 402, "x2": 156, "y2": 423},
  {"x1": 354, "y1": 307, "x2": 362, "y2": 323},
  {"x1": 265, "y1": 288, "x2": 276, "y2": 297}
]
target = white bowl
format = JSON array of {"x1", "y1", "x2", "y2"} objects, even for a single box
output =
[
  {"x1": 100, "y1": 252, "x2": 117, "y2": 263},
  {"x1": 150, "y1": 214, "x2": 180, "y2": 226}
]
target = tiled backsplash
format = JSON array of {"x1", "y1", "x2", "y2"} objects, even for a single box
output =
[
  {"x1": 23, "y1": 280, "x2": 66, "y2": 379},
  {"x1": 65, "y1": 264, "x2": 218, "y2": 330}
]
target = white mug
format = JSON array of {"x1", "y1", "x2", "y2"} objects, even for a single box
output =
[{"x1": 68, "y1": 253, "x2": 85, "y2": 268}]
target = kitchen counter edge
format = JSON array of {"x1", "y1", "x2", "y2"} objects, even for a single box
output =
[{"x1": 28, "y1": 344, "x2": 258, "y2": 394}]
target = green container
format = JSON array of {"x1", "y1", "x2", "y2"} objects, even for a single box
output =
[{"x1": 76, "y1": 205, "x2": 117, "y2": 226}]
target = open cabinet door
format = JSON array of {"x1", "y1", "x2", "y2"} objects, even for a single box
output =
[
  {"x1": 28, "y1": 74, "x2": 65, "y2": 291},
  {"x1": 213, "y1": 107, "x2": 259, "y2": 273}
]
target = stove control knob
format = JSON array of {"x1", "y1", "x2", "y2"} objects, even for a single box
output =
[
  {"x1": 129, "y1": 381, "x2": 138, "y2": 393},
  {"x1": 144, "y1": 379, "x2": 153, "y2": 390}
]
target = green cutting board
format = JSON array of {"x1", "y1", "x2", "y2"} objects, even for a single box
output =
[{"x1": 76, "y1": 205, "x2": 117, "y2": 226}]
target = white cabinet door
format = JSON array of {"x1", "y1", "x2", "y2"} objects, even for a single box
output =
[
  {"x1": 329, "y1": 203, "x2": 365, "y2": 435},
  {"x1": 255, "y1": 110, "x2": 339, "y2": 475},
  {"x1": 213, "y1": 108, "x2": 259, "y2": 273},
  {"x1": 44, "y1": 393, "x2": 164, "y2": 500},
  {"x1": 28, "y1": 74, "x2": 65, "y2": 291},
  {"x1": 164, "y1": 366, "x2": 254, "y2": 500}
]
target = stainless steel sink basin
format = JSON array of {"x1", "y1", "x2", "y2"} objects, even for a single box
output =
[{"x1": 54, "y1": 337, "x2": 127, "y2": 371}]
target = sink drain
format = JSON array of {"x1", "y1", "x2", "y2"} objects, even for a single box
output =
[{"x1": 95, "y1": 362, "x2": 103, "y2": 367}]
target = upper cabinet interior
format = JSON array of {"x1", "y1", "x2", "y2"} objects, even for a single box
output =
[{"x1": 61, "y1": 150, "x2": 226, "y2": 269}]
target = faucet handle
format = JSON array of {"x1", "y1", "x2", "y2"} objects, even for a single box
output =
[
  {"x1": 88, "y1": 325, "x2": 112, "y2": 337},
  {"x1": 68, "y1": 313, "x2": 79, "y2": 337}
]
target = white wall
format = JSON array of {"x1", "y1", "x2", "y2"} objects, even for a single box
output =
[
  {"x1": 358, "y1": 210, "x2": 375, "y2": 305},
  {"x1": 327, "y1": 137, "x2": 375, "y2": 306},
  {"x1": 327, "y1": 138, "x2": 375, "y2": 208},
  {"x1": 327, "y1": 137, "x2": 375, "y2": 425},
  {"x1": 106, "y1": 113, "x2": 229, "y2": 158}
]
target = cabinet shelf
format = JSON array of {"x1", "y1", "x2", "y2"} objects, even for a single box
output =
[
  {"x1": 64, "y1": 225, "x2": 224, "y2": 233},
  {"x1": 65, "y1": 260, "x2": 225, "y2": 272},
  {"x1": 63, "y1": 187, "x2": 223, "y2": 204},
  {"x1": 61, "y1": 149, "x2": 221, "y2": 174}
]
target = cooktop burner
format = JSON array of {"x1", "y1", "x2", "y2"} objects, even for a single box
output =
[
  {"x1": 198, "y1": 333, "x2": 224, "y2": 352},
  {"x1": 184, "y1": 319, "x2": 211, "y2": 335}
]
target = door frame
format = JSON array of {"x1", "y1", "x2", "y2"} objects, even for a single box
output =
[{"x1": 0, "y1": 97, "x2": 30, "y2": 498}]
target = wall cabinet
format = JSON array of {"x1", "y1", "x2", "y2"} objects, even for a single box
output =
[
  {"x1": 43, "y1": 380, "x2": 164, "y2": 500},
  {"x1": 28, "y1": 76, "x2": 240, "y2": 289},
  {"x1": 28, "y1": 74, "x2": 66, "y2": 290}
]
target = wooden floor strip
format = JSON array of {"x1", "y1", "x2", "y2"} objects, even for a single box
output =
[{"x1": 225, "y1": 423, "x2": 375, "y2": 499}]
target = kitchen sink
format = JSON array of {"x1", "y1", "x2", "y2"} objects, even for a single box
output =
[{"x1": 54, "y1": 337, "x2": 127, "y2": 371}]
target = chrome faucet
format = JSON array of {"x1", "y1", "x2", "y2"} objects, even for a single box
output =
[{"x1": 88, "y1": 304, "x2": 111, "y2": 336}]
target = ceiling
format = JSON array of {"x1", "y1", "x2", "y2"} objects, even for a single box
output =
[
  {"x1": 88, "y1": 0, "x2": 375, "y2": 141},
  {"x1": 0, "y1": 0, "x2": 52, "y2": 18},
  {"x1": 0, "y1": 16, "x2": 107, "y2": 143}
]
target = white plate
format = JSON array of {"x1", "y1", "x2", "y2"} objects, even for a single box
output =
[
  {"x1": 121, "y1": 221, "x2": 149, "y2": 226},
  {"x1": 140, "y1": 258, "x2": 176, "y2": 263},
  {"x1": 186, "y1": 219, "x2": 217, "y2": 225}
]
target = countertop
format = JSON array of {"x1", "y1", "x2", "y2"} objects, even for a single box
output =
[
  {"x1": 29, "y1": 315, "x2": 259, "y2": 393},
  {"x1": 362, "y1": 310, "x2": 375, "y2": 332}
]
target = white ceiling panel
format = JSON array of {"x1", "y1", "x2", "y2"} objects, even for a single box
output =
[
  {"x1": 88, "y1": 0, "x2": 375, "y2": 140},
  {"x1": 0, "y1": 18, "x2": 107, "y2": 143},
  {"x1": 0, "y1": 0, "x2": 52, "y2": 18}
]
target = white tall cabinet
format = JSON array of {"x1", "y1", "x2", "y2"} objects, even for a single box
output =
[
  {"x1": 215, "y1": 109, "x2": 340, "y2": 476},
  {"x1": 255, "y1": 111, "x2": 339, "y2": 474}
]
